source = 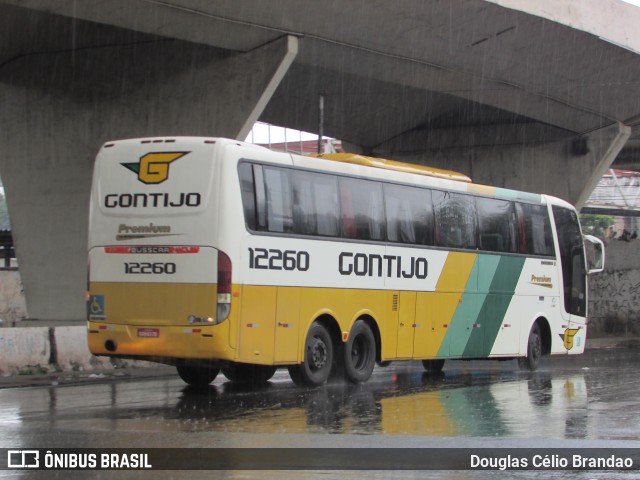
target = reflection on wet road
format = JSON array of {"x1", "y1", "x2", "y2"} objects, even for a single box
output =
[{"x1": 1, "y1": 348, "x2": 640, "y2": 478}]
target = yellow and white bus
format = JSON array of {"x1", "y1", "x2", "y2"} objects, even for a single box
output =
[{"x1": 87, "y1": 137, "x2": 604, "y2": 387}]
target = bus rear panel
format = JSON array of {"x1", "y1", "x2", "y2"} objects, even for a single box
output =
[{"x1": 87, "y1": 138, "x2": 238, "y2": 365}]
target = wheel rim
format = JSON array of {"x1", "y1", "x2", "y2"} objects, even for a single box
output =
[{"x1": 309, "y1": 336, "x2": 328, "y2": 370}]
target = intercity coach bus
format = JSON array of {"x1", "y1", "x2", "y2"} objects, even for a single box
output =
[{"x1": 87, "y1": 137, "x2": 604, "y2": 387}]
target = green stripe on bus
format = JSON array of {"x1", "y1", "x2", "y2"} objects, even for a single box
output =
[
  {"x1": 458, "y1": 255, "x2": 501, "y2": 357},
  {"x1": 463, "y1": 255, "x2": 526, "y2": 357},
  {"x1": 437, "y1": 255, "x2": 499, "y2": 358},
  {"x1": 435, "y1": 257, "x2": 480, "y2": 358},
  {"x1": 438, "y1": 254, "x2": 526, "y2": 358}
]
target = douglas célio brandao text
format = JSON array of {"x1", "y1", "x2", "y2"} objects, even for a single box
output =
[{"x1": 470, "y1": 453, "x2": 634, "y2": 470}]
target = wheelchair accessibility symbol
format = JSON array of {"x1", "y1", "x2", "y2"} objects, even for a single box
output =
[{"x1": 88, "y1": 294, "x2": 106, "y2": 320}]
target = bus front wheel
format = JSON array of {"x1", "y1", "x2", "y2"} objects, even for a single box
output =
[
  {"x1": 176, "y1": 365, "x2": 219, "y2": 387},
  {"x1": 344, "y1": 320, "x2": 376, "y2": 383},
  {"x1": 291, "y1": 322, "x2": 334, "y2": 387},
  {"x1": 519, "y1": 322, "x2": 542, "y2": 371}
]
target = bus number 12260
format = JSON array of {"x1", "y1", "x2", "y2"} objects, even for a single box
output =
[{"x1": 248, "y1": 248, "x2": 310, "y2": 272}]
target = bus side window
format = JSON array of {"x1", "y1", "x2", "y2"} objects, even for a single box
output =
[
  {"x1": 263, "y1": 166, "x2": 294, "y2": 233},
  {"x1": 476, "y1": 197, "x2": 517, "y2": 253},
  {"x1": 433, "y1": 191, "x2": 477, "y2": 250},
  {"x1": 516, "y1": 203, "x2": 554, "y2": 256},
  {"x1": 339, "y1": 177, "x2": 384, "y2": 241},
  {"x1": 253, "y1": 165, "x2": 268, "y2": 230},
  {"x1": 383, "y1": 183, "x2": 434, "y2": 246},
  {"x1": 238, "y1": 163, "x2": 257, "y2": 230},
  {"x1": 292, "y1": 171, "x2": 339, "y2": 237}
]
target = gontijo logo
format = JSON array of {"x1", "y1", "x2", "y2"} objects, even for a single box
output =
[
  {"x1": 561, "y1": 328, "x2": 581, "y2": 350},
  {"x1": 121, "y1": 152, "x2": 189, "y2": 184}
]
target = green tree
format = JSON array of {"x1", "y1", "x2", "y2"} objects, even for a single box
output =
[{"x1": 579, "y1": 213, "x2": 613, "y2": 239}]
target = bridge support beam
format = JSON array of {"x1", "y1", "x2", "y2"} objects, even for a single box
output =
[
  {"x1": 573, "y1": 123, "x2": 631, "y2": 211},
  {"x1": 0, "y1": 35, "x2": 297, "y2": 320},
  {"x1": 387, "y1": 122, "x2": 632, "y2": 207}
]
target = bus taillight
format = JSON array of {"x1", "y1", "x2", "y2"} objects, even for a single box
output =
[{"x1": 217, "y1": 250, "x2": 232, "y2": 322}]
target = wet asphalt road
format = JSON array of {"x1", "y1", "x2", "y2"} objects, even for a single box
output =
[{"x1": 1, "y1": 348, "x2": 640, "y2": 479}]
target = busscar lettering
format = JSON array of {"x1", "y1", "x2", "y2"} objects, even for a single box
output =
[
  {"x1": 127, "y1": 246, "x2": 171, "y2": 254},
  {"x1": 104, "y1": 192, "x2": 201, "y2": 208},
  {"x1": 339, "y1": 252, "x2": 428, "y2": 279}
]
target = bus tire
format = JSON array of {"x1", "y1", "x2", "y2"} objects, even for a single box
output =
[
  {"x1": 297, "y1": 321, "x2": 334, "y2": 387},
  {"x1": 176, "y1": 365, "x2": 219, "y2": 387},
  {"x1": 223, "y1": 364, "x2": 277, "y2": 385},
  {"x1": 343, "y1": 320, "x2": 376, "y2": 384},
  {"x1": 519, "y1": 322, "x2": 542, "y2": 371},
  {"x1": 422, "y1": 359, "x2": 445, "y2": 374}
]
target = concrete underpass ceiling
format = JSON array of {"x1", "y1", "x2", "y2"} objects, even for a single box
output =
[{"x1": 2, "y1": 0, "x2": 640, "y2": 166}]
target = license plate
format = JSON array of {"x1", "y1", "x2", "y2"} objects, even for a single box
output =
[{"x1": 137, "y1": 328, "x2": 160, "y2": 338}]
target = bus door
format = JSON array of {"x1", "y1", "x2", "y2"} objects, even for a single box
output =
[{"x1": 551, "y1": 207, "x2": 587, "y2": 350}]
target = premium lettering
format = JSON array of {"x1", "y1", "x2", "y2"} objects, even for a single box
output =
[{"x1": 118, "y1": 224, "x2": 171, "y2": 234}]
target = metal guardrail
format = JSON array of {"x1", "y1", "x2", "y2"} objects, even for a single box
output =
[{"x1": 581, "y1": 206, "x2": 640, "y2": 217}]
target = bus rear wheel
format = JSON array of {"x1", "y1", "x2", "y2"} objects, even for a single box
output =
[
  {"x1": 176, "y1": 365, "x2": 219, "y2": 387},
  {"x1": 222, "y1": 364, "x2": 277, "y2": 386},
  {"x1": 344, "y1": 320, "x2": 376, "y2": 384},
  {"x1": 291, "y1": 322, "x2": 334, "y2": 387},
  {"x1": 519, "y1": 322, "x2": 542, "y2": 371}
]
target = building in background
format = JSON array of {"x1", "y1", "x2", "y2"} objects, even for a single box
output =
[{"x1": 584, "y1": 169, "x2": 640, "y2": 239}]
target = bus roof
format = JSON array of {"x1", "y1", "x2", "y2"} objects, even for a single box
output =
[{"x1": 309, "y1": 153, "x2": 472, "y2": 183}]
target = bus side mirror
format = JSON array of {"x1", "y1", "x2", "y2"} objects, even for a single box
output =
[{"x1": 583, "y1": 234, "x2": 605, "y2": 274}]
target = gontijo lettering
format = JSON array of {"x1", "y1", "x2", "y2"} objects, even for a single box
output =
[
  {"x1": 339, "y1": 252, "x2": 428, "y2": 279},
  {"x1": 104, "y1": 192, "x2": 201, "y2": 208}
]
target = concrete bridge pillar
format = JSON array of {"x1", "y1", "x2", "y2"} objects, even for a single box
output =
[{"x1": 0, "y1": 35, "x2": 298, "y2": 320}]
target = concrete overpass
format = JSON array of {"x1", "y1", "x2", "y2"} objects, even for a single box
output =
[{"x1": 1, "y1": 0, "x2": 639, "y2": 321}]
